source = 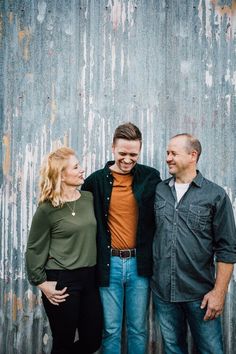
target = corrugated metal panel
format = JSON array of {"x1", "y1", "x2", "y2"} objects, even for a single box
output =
[{"x1": 1, "y1": 0, "x2": 235, "y2": 353}]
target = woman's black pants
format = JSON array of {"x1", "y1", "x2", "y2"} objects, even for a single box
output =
[{"x1": 42, "y1": 267, "x2": 103, "y2": 354}]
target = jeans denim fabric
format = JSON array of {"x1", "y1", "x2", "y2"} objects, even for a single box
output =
[
  {"x1": 153, "y1": 292, "x2": 223, "y2": 354},
  {"x1": 99, "y1": 256, "x2": 150, "y2": 354}
]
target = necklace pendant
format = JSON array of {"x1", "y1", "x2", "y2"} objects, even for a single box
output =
[{"x1": 72, "y1": 212, "x2": 75, "y2": 216}]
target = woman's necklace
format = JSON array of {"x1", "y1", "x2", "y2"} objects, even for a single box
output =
[
  {"x1": 66, "y1": 200, "x2": 76, "y2": 216},
  {"x1": 65, "y1": 190, "x2": 78, "y2": 216}
]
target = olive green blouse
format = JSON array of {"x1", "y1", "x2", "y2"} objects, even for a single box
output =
[{"x1": 25, "y1": 191, "x2": 97, "y2": 286}]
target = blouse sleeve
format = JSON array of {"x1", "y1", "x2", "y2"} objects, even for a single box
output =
[{"x1": 25, "y1": 206, "x2": 51, "y2": 286}]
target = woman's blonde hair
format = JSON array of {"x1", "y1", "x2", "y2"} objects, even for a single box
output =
[{"x1": 39, "y1": 146, "x2": 75, "y2": 206}]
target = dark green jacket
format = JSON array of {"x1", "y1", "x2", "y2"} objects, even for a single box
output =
[{"x1": 82, "y1": 161, "x2": 161, "y2": 286}]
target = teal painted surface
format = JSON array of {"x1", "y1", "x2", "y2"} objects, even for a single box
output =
[{"x1": 1, "y1": 0, "x2": 236, "y2": 353}]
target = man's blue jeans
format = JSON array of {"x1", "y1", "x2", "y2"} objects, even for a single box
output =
[
  {"x1": 153, "y1": 292, "x2": 223, "y2": 354},
  {"x1": 99, "y1": 256, "x2": 150, "y2": 354}
]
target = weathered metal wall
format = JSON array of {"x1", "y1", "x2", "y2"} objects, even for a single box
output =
[{"x1": 1, "y1": 0, "x2": 236, "y2": 353}]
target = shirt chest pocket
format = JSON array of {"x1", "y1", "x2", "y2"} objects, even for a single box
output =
[
  {"x1": 154, "y1": 200, "x2": 166, "y2": 223},
  {"x1": 187, "y1": 205, "x2": 211, "y2": 231}
]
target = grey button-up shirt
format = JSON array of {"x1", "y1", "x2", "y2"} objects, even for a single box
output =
[{"x1": 151, "y1": 171, "x2": 236, "y2": 302}]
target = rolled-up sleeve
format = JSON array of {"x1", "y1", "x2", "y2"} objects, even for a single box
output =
[{"x1": 213, "y1": 193, "x2": 236, "y2": 263}]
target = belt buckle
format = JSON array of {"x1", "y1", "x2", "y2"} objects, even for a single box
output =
[{"x1": 120, "y1": 249, "x2": 131, "y2": 258}]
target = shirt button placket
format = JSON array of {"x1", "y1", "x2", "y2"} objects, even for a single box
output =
[{"x1": 170, "y1": 209, "x2": 178, "y2": 302}]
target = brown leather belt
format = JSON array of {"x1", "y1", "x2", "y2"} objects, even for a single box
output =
[{"x1": 111, "y1": 248, "x2": 136, "y2": 258}]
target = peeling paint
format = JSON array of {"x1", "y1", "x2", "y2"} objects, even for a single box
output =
[
  {"x1": 37, "y1": 1, "x2": 47, "y2": 23},
  {"x1": 205, "y1": 70, "x2": 213, "y2": 87},
  {"x1": 43, "y1": 333, "x2": 49, "y2": 345},
  {"x1": 50, "y1": 84, "x2": 57, "y2": 124}
]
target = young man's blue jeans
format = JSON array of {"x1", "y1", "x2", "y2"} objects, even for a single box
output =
[
  {"x1": 99, "y1": 256, "x2": 150, "y2": 354},
  {"x1": 152, "y1": 292, "x2": 223, "y2": 354}
]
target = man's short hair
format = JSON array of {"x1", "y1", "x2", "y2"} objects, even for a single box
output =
[
  {"x1": 172, "y1": 133, "x2": 202, "y2": 162},
  {"x1": 113, "y1": 122, "x2": 142, "y2": 145}
]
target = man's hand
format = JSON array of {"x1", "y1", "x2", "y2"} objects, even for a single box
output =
[
  {"x1": 38, "y1": 281, "x2": 69, "y2": 306},
  {"x1": 200, "y1": 289, "x2": 226, "y2": 321},
  {"x1": 201, "y1": 262, "x2": 233, "y2": 321}
]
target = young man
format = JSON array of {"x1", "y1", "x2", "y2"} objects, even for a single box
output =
[
  {"x1": 152, "y1": 133, "x2": 236, "y2": 354},
  {"x1": 82, "y1": 122, "x2": 161, "y2": 354}
]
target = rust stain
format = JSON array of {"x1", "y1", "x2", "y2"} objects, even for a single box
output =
[
  {"x1": 211, "y1": 0, "x2": 236, "y2": 16},
  {"x1": 18, "y1": 27, "x2": 31, "y2": 61},
  {"x1": 50, "y1": 84, "x2": 57, "y2": 124},
  {"x1": 12, "y1": 295, "x2": 23, "y2": 321},
  {"x1": 27, "y1": 291, "x2": 38, "y2": 311},
  {"x1": 3, "y1": 134, "x2": 11, "y2": 176}
]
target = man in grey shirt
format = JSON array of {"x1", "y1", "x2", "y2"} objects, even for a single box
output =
[{"x1": 152, "y1": 133, "x2": 236, "y2": 354}]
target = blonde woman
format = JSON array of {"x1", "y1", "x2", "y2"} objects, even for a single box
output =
[{"x1": 26, "y1": 147, "x2": 102, "y2": 354}]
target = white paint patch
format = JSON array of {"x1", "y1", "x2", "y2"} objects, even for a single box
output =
[
  {"x1": 88, "y1": 111, "x2": 94, "y2": 132},
  {"x1": 26, "y1": 288, "x2": 34, "y2": 300},
  {"x1": 121, "y1": 48, "x2": 124, "y2": 76},
  {"x1": 43, "y1": 333, "x2": 49, "y2": 345},
  {"x1": 112, "y1": 44, "x2": 116, "y2": 91},
  {"x1": 65, "y1": 24, "x2": 73, "y2": 36},
  {"x1": 46, "y1": 17, "x2": 54, "y2": 31},
  {"x1": 225, "y1": 68, "x2": 230, "y2": 82},
  {"x1": 37, "y1": 1, "x2": 47, "y2": 24},
  {"x1": 205, "y1": 70, "x2": 212, "y2": 87},
  {"x1": 180, "y1": 61, "x2": 191, "y2": 77},
  {"x1": 198, "y1": 0, "x2": 212, "y2": 38},
  {"x1": 232, "y1": 14, "x2": 236, "y2": 37},
  {"x1": 122, "y1": 2, "x2": 126, "y2": 32},
  {"x1": 225, "y1": 94, "x2": 231, "y2": 115},
  {"x1": 127, "y1": 1, "x2": 135, "y2": 28},
  {"x1": 232, "y1": 71, "x2": 236, "y2": 93},
  {"x1": 198, "y1": 0, "x2": 203, "y2": 36},
  {"x1": 90, "y1": 43, "x2": 94, "y2": 83},
  {"x1": 81, "y1": 31, "x2": 87, "y2": 114}
]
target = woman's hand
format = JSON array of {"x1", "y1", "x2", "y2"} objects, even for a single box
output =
[{"x1": 38, "y1": 281, "x2": 69, "y2": 306}]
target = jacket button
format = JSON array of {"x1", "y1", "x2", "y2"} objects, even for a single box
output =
[{"x1": 107, "y1": 264, "x2": 110, "y2": 267}]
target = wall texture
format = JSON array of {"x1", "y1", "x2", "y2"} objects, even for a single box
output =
[{"x1": 1, "y1": 0, "x2": 236, "y2": 353}]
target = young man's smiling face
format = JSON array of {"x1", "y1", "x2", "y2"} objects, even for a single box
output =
[{"x1": 111, "y1": 138, "x2": 141, "y2": 174}]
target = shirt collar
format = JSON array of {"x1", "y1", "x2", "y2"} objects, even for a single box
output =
[{"x1": 165, "y1": 170, "x2": 204, "y2": 188}]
